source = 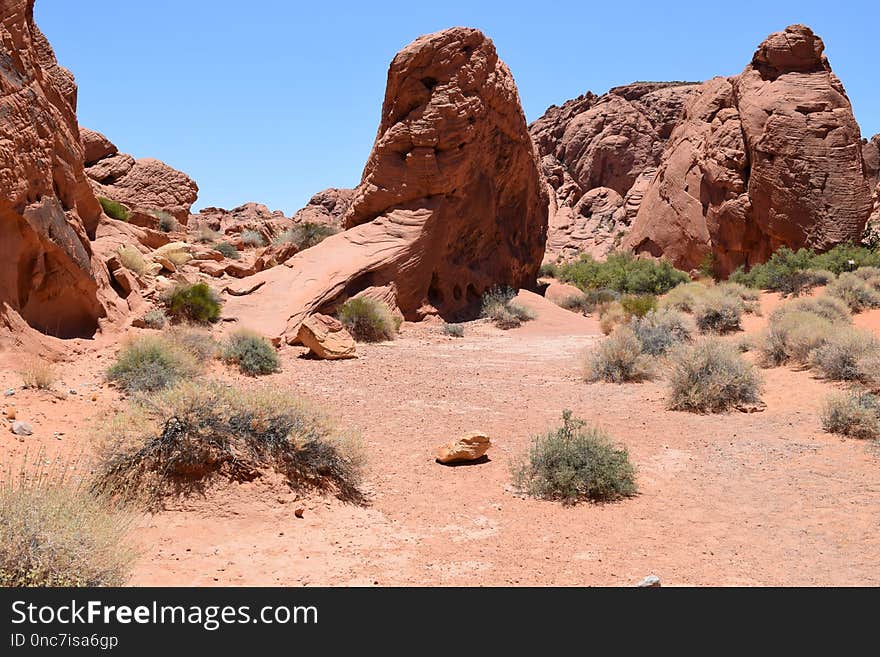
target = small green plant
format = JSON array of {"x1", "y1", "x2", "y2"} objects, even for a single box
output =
[
  {"x1": 667, "y1": 339, "x2": 762, "y2": 413},
  {"x1": 693, "y1": 290, "x2": 743, "y2": 334},
  {"x1": 539, "y1": 262, "x2": 559, "y2": 278},
  {"x1": 107, "y1": 335, "x2": 201, "y2": 393},
  {"x1": 512, "y1": 410, "x2": 637, "y2": 504},
  {"x1": 150, "y1": 210, "x2": 177, "y2": 233},
  {"x1": 825, "y1": 272, "x2": 880, "y2": 312},
  {"x1": 142, "y1": 309, "x2": 167, "y2": 330},
  {"x1": 0, "y1": 456, "x2": 136, "y2": 586},
  {"x1": 821, "y1": 389, "x2": 880, "y2": 440},
  {"x1": 98, "y1": 197, "x2": 130, "y2": 222},
  {"x1": 698, "y1": 252, "x2": 716, "y2": 280},
  {"x1": 442, "y1": 323, "x2": 464, "y2": 338},
  {"x1": 619, "y1": 294, "x2": 657, "y2": 318},
  {"x1": 92, "y1": 382, "x2": 364, "y2": 506},
  {"x1": 213, "y1": 241, "x2": 240, "y2": 260},
  {"x1": 556, "y1": 252, "x2": 689, "y2": 295},
  {"x1": 240, "y1": 229, "x2": 266, "y2": 248},
  {"x1": 584, "y1": 326, "x2": 654, "y2": 383},
  {"x1": 629, "y1": 308, "x2": 693, "y2": 356},
  {"x1": 164, "y1": 282, "x2": 222, "y2": 324},
  {"x1": 481, "y1": 287, "x2": 535, "y2": 330},
  {"x1": 221, "y1": 329, "x2": 280, "y2": 376},
  {"x1": 337, "y1": 297, "x2": 400, "y2": 342},
  {"x1": 275, "y1": 222, "x2": 339, "y2": 250}
]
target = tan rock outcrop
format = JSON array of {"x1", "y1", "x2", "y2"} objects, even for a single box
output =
[
  {"x1": 296, "y1": 314, "x2": 357, "y2": 360},
  {"x1": 435, "y1": 431, "x2": 491, "y2": 464},
  {"x1": 223, "y1": 27, "x2": 548, "y2": 341},
  {"x1": 625, "y1": 25, "x2": 874, "y2": 274}
]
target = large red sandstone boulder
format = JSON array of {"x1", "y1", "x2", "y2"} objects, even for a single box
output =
[
  {"x1": 625, "y1": 25, "x2": 874, "y2": 274},
  {"x1": 864, "y1": 135, "x2": 880, "y2": 243},
  {"x1": 223, "y1": 27, "x2": 548, "y2": 341},
  {"x1": 292, "y1": 188, "x2": 353, "y2": 227},
  {"x1": 0, "y1": 0, "x2": 114, "y2": 338},
  {"x1": 530, "y1": 82, "x2": 698, "y2": 261}
]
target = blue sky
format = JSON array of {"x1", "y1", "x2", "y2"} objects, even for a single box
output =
[{"x1": 36, "y1": 0, "x2": 879, "y2": 215}]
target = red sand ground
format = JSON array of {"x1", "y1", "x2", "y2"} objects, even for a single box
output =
[{"x1": 2, "y1": 290, "x2": 879, "y2": 586}]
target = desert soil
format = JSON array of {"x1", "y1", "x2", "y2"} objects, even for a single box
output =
[{"x1": 2, "y1": 290, "x2": 879, "y2": 586}]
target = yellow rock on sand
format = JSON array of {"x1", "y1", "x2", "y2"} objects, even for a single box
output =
[{"x1": 435, "y1": 431, "x2": 491, "y2": 464}]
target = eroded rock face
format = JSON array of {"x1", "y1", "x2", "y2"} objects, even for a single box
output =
[
  {"x1": 292, "y1": 188, "x2": 353, "y2": 226},
  {"x1": 192, "y1": 202, "x2": 291, "y2": 242},
  {"x1": 864, "y1": 135, "x2": 880, "y2": 244},
  {"x1": 223, "y1": 27, "x2": 548, "y2": 341},
  {"x1": 0, "y1": 0, "x2": 107, "y2": 338},
  {"x1": 530, "y1": 82, "x2": 699, "y2": 261},
  {"x1": 81, "y1": 130, "x2": 198, "y2": 223},
  {"x1": 625, "y1": 25, "x2": 874, "y2": 274}
]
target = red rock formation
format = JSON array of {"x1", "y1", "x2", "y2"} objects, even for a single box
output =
[
  {"x1": 224, "y1": 27, "x2": 548, "y2": 341},
  {"x1": 81, "y1": 129, "x2": 198, "y2": 223},
  {"x1": 864, "y1": 135, "x2": 880, "y2": 244},
  {"x1": 292, "y1": 188, "x2": 353, "y2": 226},
  {"x1": 0, "y1": 0, "x2": 110, "y2": 338},
  {"x1": 625, "y1": 25, "x2": 874, "y2": 274},
  {"x1": 192, "y1": 203, "x2": 291, "y2": 241},
  {"x1": 530, "y1": 82, "x2": 698, "y2": 261}
]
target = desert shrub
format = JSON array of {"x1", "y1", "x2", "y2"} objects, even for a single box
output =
[
  {"x1": 758, "y1": 310, "x2": 835, "y2": 367},
  {"x1": 117, "y1": 245, "x2": 147, "y2": 275},
  {"x1": 852, "y1": 266, "x2": 880, "y2": 284},
  {"x1": 481, "y1": 287, "x2": 535, "y2": 330},
  {"x1": 92, "y1": 381, "x2": 364, "y2": 505},
  {"x1": 221, "y1": 329, "x2": 280, "y2": 376},
  {"x1": 164, "y1": 282, "x2": 222, "y2": 324},
  {"x1": 18, "y1": 356, "x2": 56, "y2": 390},
  {"x1": 213, "y1": 241, "x2": 240, "y2": 260},
  {"x1": 142, "y1": 309, "x2": 167, "y2": 330},
  {"x1": 598, "y1": 301, "x2": 626, "y2": 335},
  {"x1": 809, "y1": 329, "x2": 880, "y2": 382},
  {"x1": 98, "y1": 197, "x2": 129, "y2": 222},
  {"x1": 0, "y1": 458, "x2": 136, "y2": 586},
  {"x1": 150, "y1": 210, "x2": 177, "y2": 233},
  {"x1": 772, "y1": 296, "x2": 851, "y2": 325},
  {"x1": 825, "y1": 272, "x2": 880, "y2": 312},
  {"x1": 165, "y1": 326, "x2": 218, "y2": 361},
  {"x1": 660, "y1": 282, "x2": 711, "y2": 313},
  {"x1": 275, "y1": 222, "x2": 339, "y2": 250},
  {"x1": 512, "y1": 410, "x2": 637, "y2": 504},
  {"x1": 555, "y1": 292, "x2": 592, "y2": 315},
  {"x1": 539, "y1": 262, "x2": 559, "y2": 278},
  {"x1": 821, "y1": 390, "x2": 880, "y2": 440},
  {"x1": 736, "y1": 335, "x2": 754, "y2": 353},
  {"x1": 191, "y1": 223, "x2": 221, "y2": 243},
  {"x1": 620, "y1": 294, "x2": 657, "y2": 318},
  {"x1": 338, "y1": 297, "x2": 400, "y2": 341},
  {"x1": 584, "y1": 326, "x2": 654, "y2": 383},
  {"x1": 629, "y1": 309, "x2": 693, "y2": 356},
  {"x1": 556, "y1": 251, "x2": 689, "y2": 295},
  {"x1": 240, "y1": 229, "x2": 266, "y2": 248},
  {"x1": 442, "y1": 323, "x2": 464, "y2": 338},
  {"x1": 729, "y1": 247, "x2": 815, "y2": 295},
  {"x1": 716, "y1": 281, "x2": 761, "y2": 314},
  {"x1": 107, "y1": 335, "x2": 201, "y2": 393},
  {"x1": 667, "y1": 339, "x2": 762, "y2": 413},
  {"x1": 811, "y1": 243, "x2": 880, "y2": 274},
  {"x1": 693, "y1": 290, "x2": 743, "y2": 333}
]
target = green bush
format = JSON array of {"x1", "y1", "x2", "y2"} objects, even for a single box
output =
[
  {"x1": 584, "y1": 326, "x2": 654, "y2": 383},
  {"x1": 758, "y1": 310, "x2": 835, "y2": 367},
  {"x1": 821, "y1": 390, "x2": 880, "y2": 440},
  {"x1": 93, "y1": 382, "x2": 364, "y2": 506},
  {"x1": 481, "y1": 287, "x2": 535, "y2": 329},
  {"x1": 213, "y1": 241, "x2": 240, "y2": 260},
  {"x1": 512, "y1": 410, "x2": 637, "y2": 504},
  {"x1": 629, "y1": 309, "x2": 693, "y2": 356},
  {"x1": 825, "y1": 272, "x2": 880, "y2": 312},
  {"x1": 0, "y1": 458, "x2": 136, "y2": 586},
  {"x1": 442, "y1": 323, "x2": 464, "y2": 338},
  {"x1": 275, "y1": 222, "x2": 339, "y2": 250},
  {"x1": 693, "y1": 290, "x2": 743, "y2": 333},
  {"x1": 98, "y1": 197, "x2": 130, "y2": 222},
  {"x1": 667, "y1": 339, "x2": 762, "y2": 413},
  {"x1": 556, "y1": 252, "x2": 689, "y2": 295},
  {"x1": 240, "y1": 229, "x2": 266, "y2": 248},
  {"x1": 164, "y1": 282, "x2": 222, "y2": 324},
  {"x1": 539, "y1": 262, "x2": 559, "y2": 278},
  {"x1": 222, "y1": 329, "x2": 280, "y2": 376},
  {"x1": 107, "y1": 335, "x2": 201, "y2": 393},
  {"x1": 811, "y1": 243, "x2": 880, "y2": 274},
  {"x1": 142, "y1": 309, "x2": 167, "y2": 330},
  {"x1": 337, "y1": 297, "x2": 400, "y2": 342},
  {"x1": 660, "y1": 282, "x2": 711, "y2": 312},
  {"x1": 620, "y1": 294, "x2": 657, "y2": 318},
  {"x1": 809, "y1": 329, "x2": 880, "y2": 382}
]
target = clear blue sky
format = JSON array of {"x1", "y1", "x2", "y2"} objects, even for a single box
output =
[{"x1": 36, "y1": 0, "x2": 879, "y2": 215}]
